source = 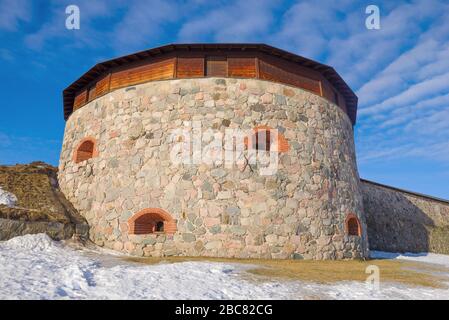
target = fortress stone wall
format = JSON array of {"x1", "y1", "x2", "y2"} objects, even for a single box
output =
[
  {"x1": 58, "y1": 77, "x2": 368, "y2": 260},
  {"x1": 362, "y1": 180, "x2": 449, "y2": 254}
]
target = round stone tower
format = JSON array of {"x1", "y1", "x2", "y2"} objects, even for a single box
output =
[{"x1": 58, "y1": 44, "x2": 368, "y2": 259}]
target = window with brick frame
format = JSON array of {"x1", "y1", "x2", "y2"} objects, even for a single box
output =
[
  {"x1": 253, "y1": 129, "x2": 271, "y2": 151},
  {"x1": 245, "y1": 125, "x2": 290, "y2": 153},
  {"x1": 345, "y1": 213, "x2": 362, "y2": 237},
  {"x1": 128, "y1": 208, "x2": 177, "y2": 235},
  {"x1": 73, "y1": 137, "x2": 98, "y2": 163}
]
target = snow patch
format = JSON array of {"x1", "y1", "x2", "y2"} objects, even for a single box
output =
[
  {"x1": 2, "y1": 233, "x2": 61, "y2": 251},
  {"x1": 0, "y1": 186, "x2": 17, "y2": 207},
  {"x1": 371, "y1": 250, "x2": 449, "y2": 268},
  {"x1": 1, "y1": 234, "x2": 449, "y2": 300}
]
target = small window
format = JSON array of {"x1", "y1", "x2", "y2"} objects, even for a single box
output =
[
  {"x1": 74, "y1": 138, "x2": 97, "y2": 163},
  {"x1": 155, "y1": 221, "x2": 164, "y2": 232},
  {"x1": 246, "y1": 126, "x2": 290, "y2": 153},
  {"x1": 253, "y1": 130, "x2": 271, "y2": 151},
  {"x1": 206, "y1": 56, "x2": 227, "y2": 77},
  {"x1": 73, "y1": 90, "x2": 88, "y2": 110},
  {"x1": 345, "y1": 214, "x2": 361, "y2": 237},
  {"x1": 128, "y1": 208, "x2": 177, "y2": 235},
  {"x1": 88, "y1": 86, "x2": 96, "y2": 102},
  {"x1": 333, "y1": 91, "x2": 339, "y2": 106}
]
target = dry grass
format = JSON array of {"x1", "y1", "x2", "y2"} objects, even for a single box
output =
[
  {"x1": 0, "y1": 162, "x2": 84, "y2": 224},
  {"x1": 124, "y1": 255, "x2": 449, "y2": 289}
]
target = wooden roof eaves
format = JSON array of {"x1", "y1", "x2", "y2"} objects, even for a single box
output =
[{"x1": 63, "y1": 43, "x2": 358, "y2": 123}]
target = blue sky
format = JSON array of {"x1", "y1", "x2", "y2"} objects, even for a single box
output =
[{"x1": 0, "y1": 0, "x2": 448, "y2": 198}]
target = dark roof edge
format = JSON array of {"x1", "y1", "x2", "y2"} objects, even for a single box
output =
[
  {"x1": 63, "y1": 43, "x2": 358, "y2": 124},
  {"x1": 360, "y1": 178, "x2": 449, "y2": 205}
]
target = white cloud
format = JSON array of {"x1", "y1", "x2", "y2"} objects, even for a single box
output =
[
  {"x1": 328, "y1": 0, "x2": 446, "y2": 87},
  {"x1": 270, "y1": 0, "x2": 356, "y2": 59},
  {"x1": 178, "y1": 0, "x2": 277, "y2": 42},
  {"x1": 24, "y1": 0, "x2": 121, "y2": 51},
  {"x1": 416, "y1": 43, "x2": 449, "y2": 80},
  {"x1": 405, "y1": 107, "x2": 449, "y2": 135},
  {"x1": 113, "y1": 0, "x2": 180, "y2": 51},
  {"x1": 0, "y1": 0, "x2": 31, "y2": 31},
  {"x1": 356, "y1": 39, "x2": 441, "y2": 107},
  {"x1": 359, "y1": 71, "x2": 449, "y2": 116},
  {"x1": 356, "y1": 138, "x2": 449, "y2": 168},
  {"x1": 375, "y1": 93, "x2": 449, "y2": 129}
]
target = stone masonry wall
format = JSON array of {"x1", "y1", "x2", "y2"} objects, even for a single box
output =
[
  {"x1": 58, "y1": 77, "x2": 368, "y2": 260},
  {"x1": 362, "y1": 180, "x2": 449, "y2": 254}
]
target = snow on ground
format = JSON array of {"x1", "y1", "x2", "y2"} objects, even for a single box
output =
[
  {"x1": 0, "y1": 186, "x2": 17, "y2": 207},
  {"x1": 371, "y1": 250, "x2": 449, "y2": 268},
  {"x1": 1, "y1": 234, "x2": 449, "y2": 300}
]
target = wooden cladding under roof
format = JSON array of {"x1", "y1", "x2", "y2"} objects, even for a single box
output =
[
  {"x1": 206, "y1": 56, "x2": 228, "y2": 77},
  {"x1": 228, "y1": 58, "x2": 257, "y2": 78},
  {"x1": 95, "y1": 74, "x2": 111, "y2": 97},
  {"x1": 259, "y1": 60, "x2": 321, "y2": 96},
  {"x1": 110, "y1": 58, "x2": 175, "y2": 90},
  {"x1": 73, "y1": 90, "x2": 87, "y2": 111},
  {"x1": 176, "y1": 57, "x2": 204, "y2": 78},
  {"x1": 66, "y1": 44, "x2": 357, "y2": 124}
]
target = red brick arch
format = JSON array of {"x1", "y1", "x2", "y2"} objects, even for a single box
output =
[
  {"x1": 128, "y1": 208, "x2": 177, "y2": 235},
  {"x1": 345, "y1": 213, "x2": 362, "y2": 237},
  {"x1": 73, "y1": 136, "x2": 99, "y2": 163},
  {"x1": 244, "y1": 125, "x2": 290, "y2": 152}
]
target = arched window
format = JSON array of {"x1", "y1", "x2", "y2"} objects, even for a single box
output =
[
  {"x1": 128, "y1": 208, "x2": 177, "y2": 235},
  {"x1": 73, "y1": 137, "x2": 98, "y2": 163},
  {"x1": 345, "y1": 213, "x2": 362, "y2": 237}
]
